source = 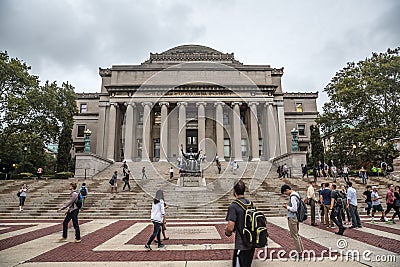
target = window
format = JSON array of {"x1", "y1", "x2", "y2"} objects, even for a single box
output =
[
  {"x1": 259, "y1": 139, "x2": 263, "y2": 156},
  {"x1": 224, "y1": 139, "x2": 231, "y2": 157},
  {"x1": 241, "y1": 139, "x2": 247, "y2": 157},
  {"x1": 298, "y1": 124, "x2": 306, "y2": 136},
  {"x1": 154, "y1": 112, "x2": 161, "y2": 126},
  {"x1": 240, "y1": 110, "x2": 246, "y2": 124},
  {"x1": 138, "y1": 111, "x2": 143, "y2": 125},
  {"x1": 137, "y1": 139, "x2": 142, "y2": 158},
  {"x1": 77, "y1": 126, "x2": 85, "y2": 137},
  {"x1": 154, "y1": 139, "x2": 160, "y2": 158},
  {"x1": 296, "y1": 103, "x2": 303, "y2": 113},
  {"x1": 80, "y1": 103, "x2": 87, "y2": 113},
  {"x1": 223, "y1": 112, "x2": 229, "y2": 125}
]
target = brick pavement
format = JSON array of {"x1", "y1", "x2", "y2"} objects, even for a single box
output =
[{"x1": 0, "y1": 217, "x2": 398, "y2": 266}]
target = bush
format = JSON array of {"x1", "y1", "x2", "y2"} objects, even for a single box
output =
[{"x1": 54, "y1": 172, "x2": 74, "y2": 179}]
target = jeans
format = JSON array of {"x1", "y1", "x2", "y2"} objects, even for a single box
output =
[
  {"x1": 19, "y1": 196, "x2": 26, "y2": 207},
  {"x1": 62, "y1": 209, "x2": 80, "y2": 240},
  {"x1": 309, "y1": 199, "x2": 316, "y2": 224},
  {"x1": 348, "y1": 204, "x2": 362, "y2": 227},
  {"x1": 366, "y1": 202, "x2": 372, "y2": 216},
  {"x1": 330, "y1": 206, "x2": 344, "y2": 230},
  {"x1": 123, "y1": 180, "x2": 131, "y2": 190},
  {"x1": 147, "y1": 221, "x2": 162, "y2": 246},
  {"x1": 361, "y1": 174, "x2": 367, "y2": 184}
]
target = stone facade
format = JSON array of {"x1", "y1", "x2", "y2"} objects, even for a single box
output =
[{"x1": 72, "y1": 45, "x2": 318, "y2": 163}]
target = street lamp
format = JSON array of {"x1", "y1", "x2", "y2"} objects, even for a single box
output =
[{"x1": 21, "y1": 146, "x2": 28, "y2": 173}]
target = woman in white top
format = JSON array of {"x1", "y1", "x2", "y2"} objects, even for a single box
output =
[
  {"x1": 145, "y1": 190, "x2": 165, "y2": 250},
  {"x1": 18, "y1": 184, "x2": 28, "y2": 211}
]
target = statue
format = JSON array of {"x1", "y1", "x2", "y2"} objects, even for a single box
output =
[{"x1": 180, "y1": 144, "x2": 201, "y2": 176}]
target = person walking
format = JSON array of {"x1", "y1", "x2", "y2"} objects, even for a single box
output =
[
  {"x1": 79, "y1": 183, "x2": 88, "y2": 209},
  {"x1": 346, "y1": 181, "x2": 362, "y2": 228},
  {"x1": 330, "y1": 184, "x2": 346, "y2": 235},
  {"x1": 385, "y1": 184, "x2": 395, "y2": 222},
  {"x1": 123, "y1": 170, "x2": 131, "y2": 191},
  {"x1": 36, "y1": 167, "x2": 43, "y2": 180},
  {"x1": 320, "y1": 183, "x2": 334, "y2": 228},
  {"x1": 57, "y1": 182, "x2": 81, "y2": 242},
  {"x1": 217, "y1": 162, "x2": 222, "y2": 174},
  {"x1": 153, "y1": 190, "x2": 169, "y2": 242},
  {"x1": 281, "y1": 184, "x2": 304, "y2": 259},
  {"x1": 371, "y1": 186, "x2": 388, "y2": 223},
  {"x1": 18, "y1": 184, "x2": 28, "y2": 211},
  {"x1": 307, "y1": 181, "x2": 318, "y2": 226},
  {"x1": 145, "y1": 190, "x2": 166, "y2": 250},
  {"x1": 121, "y1": 161, "x2": 129, "y2": 176},
  {"x1": 110, "y1": 171, "x2": 118, "y2": 193},
  {"x1": 342, "y1": 165, "x2": 349, "y2": 182},
  {"x1": 142, "y1": 166, "x2": 148, "y2": 179},
  {"x1": 391, "y1": 186, "x2": 400, "y2": 223},
  {"x1": 225, "y1": 180, "x2": 256, "y2": 266},
  {"x1": 359, "y1": 167, "x2": 367, "y2": 184},
  {"x1": 301, "y1": 164, "x2": 308, "y2": 178},
  {"x1": 169, "y1": 167, "x2": 173, "y2": 179},
  {"x1": 363, "y1": 185, "x2": 373, "y2": 217}
]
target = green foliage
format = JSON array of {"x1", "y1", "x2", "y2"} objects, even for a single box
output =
[
  {"x1": 318, "y1": 48, "x2": 400, "y2": 168},
  {"x1": 0, "y1": 51, "x2": 77, "y2": 174},
  {"x1": 310, "y1": 125, "x2": 324, "y2": 167},
  {"x1": 54, "y1": 172, "x2": 74, "y2": 179}
]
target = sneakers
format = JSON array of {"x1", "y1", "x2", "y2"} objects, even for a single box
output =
[
  {"x1": 145, "y1": 244, "x2": 152, "y2": 251},
  {"x1": 74, "y1": 239, "x2": 81, "y2": 243},
  {"x1": 158, "y1": 244, "x2": 165, "y2": 248},
  {"x1": 58, "y1": 237, "x2": 67, "y2": 242}
]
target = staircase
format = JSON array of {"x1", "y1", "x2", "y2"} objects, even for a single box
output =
[{"x1": 0, "y1": 161, "x2": 396, "y2": 220}]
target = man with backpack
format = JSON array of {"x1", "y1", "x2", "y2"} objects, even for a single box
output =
[
  {"x1": 281, "y1": 184, "x2": 304, "y2": 259},
  {"x1": 79, "y1": 183, "x2": 88, "y2": 209},
  {"x1": 329, "y1": 184, "x2": 346, "y2": 235},
  {"x1": 346, "y1": 181, "x2": 362, "y2": 228},
  {"x1": 57, "y1": 182, "x2": 81, "y2": 243},
  {"x1": 225, "y1": 180, "x2": 261, "y2": 267}
]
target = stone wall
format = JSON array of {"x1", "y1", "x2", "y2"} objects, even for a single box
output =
[
  {"x1": 74, "y1": 153, "x2": 113, "y2": 179},
  {"x1": 272, "y1": 152, "x2": 307, "y2": 177}
]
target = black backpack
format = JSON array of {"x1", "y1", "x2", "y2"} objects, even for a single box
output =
[
  {"x1": 80, "y1": 187, "x2": 87, "y2": 197},
  {"x1": 109, "y1": 178, "x2": 115, "y2": 185},
  {"x1": 290, "y1": 194, "x2": 308, "y2": 222},
  {"x1": 233, "y1": 199, "x2": 268, "y2": 248},
  {"x1": 335, "y1": 190, "x2": 347, "y2": 208},
  {"x1": 75, "y1": 194, "x2": 83, "y2": 209}
]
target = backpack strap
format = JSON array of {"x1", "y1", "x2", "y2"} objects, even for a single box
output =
[{"x1": 233, "y1": 199, "x2": 253, "y2": 210}]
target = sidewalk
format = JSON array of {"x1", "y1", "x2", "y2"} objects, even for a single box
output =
[{"x1": 0, "y1": 216, "x2": 399, "y2": 267}]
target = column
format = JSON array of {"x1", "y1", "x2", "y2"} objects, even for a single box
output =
[
  {"x1": 277, "y1": 103, "x2": 288, "y2": 155},
  {"x1": 197, "y1": 102, "x2": 206, "y2": 153},
  {"x1": 96, "y1": 104, "x2": 107, "y2": 158},
  {"x1": 249, "y1": 102, "x2": 260, "y2": 161},
  {"x1": 232, "y1": 102, "x2": 242, "y2": 161},
  {"x1": 266, "y1": 102, "x2": 277, "y2": 159},
  {"x1": 214, "y1": 102, "x2": 225, "y2": 161},
  {"x1": 159, "y1": 102, "x2": 169, "y2": 162},
  {"x1": 106, "y1": 103, "x2": 117, "y2": 161},
  {"x1": 141, "y1": 102, "x2": 152, "y2": 162},
  {"x1": 124, "y1": 103, "x2": 135, "y2": 162},
  {"x1": 177, "y1": 102, "x2": 187, "y2": 152}
]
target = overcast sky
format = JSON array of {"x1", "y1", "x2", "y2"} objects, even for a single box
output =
[{"x1": 1, "y1": 0, "x2": 399, "y2": 111}]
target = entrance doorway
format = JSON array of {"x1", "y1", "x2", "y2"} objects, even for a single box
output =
[{"x1": 186, "y1": 129, "x2": 198, "y2": 153}]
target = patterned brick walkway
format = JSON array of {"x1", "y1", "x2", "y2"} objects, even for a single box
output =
[{"x1": 0, "y1": 218, "x2": 398, "y2": 266}]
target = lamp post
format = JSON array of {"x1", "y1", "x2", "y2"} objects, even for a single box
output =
[
  {"x1": 84, "y1": 129, "x2": 92, "y2": 153},
  {"x1": 22, "y1": 146, "x2": 27, "y2": 172}
]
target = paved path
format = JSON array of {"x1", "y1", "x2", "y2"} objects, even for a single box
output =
[{"x1": 0, "y1": 216, "x2": 399, "y2": 267}]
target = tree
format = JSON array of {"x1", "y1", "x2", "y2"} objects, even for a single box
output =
[
  {"x1": 0, "y1": 51, "x2": 77, "y2": 173},
  {"x1": 309, "y1": 124, "x2": 324, "y2": 167},
  {"x1": 318, "y1": 48, "x2": 400, "y2": 168}
]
